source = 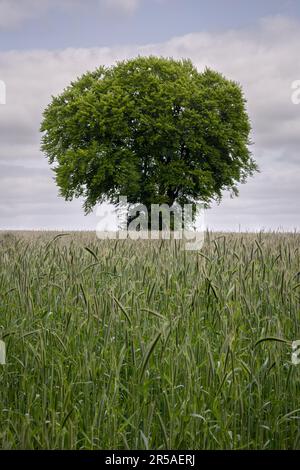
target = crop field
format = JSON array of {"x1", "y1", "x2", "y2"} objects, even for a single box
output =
[{"x1": 0, "y1": 231, "x2": 300, "y2": 450}]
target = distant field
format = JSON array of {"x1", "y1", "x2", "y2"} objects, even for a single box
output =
[{"x1": 0, "y1": 231, "x2": 300, "y2": 449}]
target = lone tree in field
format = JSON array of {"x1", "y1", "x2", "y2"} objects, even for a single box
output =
[{"x1": 41, "y1": 56, "x2": 257, "y2": 223}]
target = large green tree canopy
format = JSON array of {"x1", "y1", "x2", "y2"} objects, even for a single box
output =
[{"x1": 41, "y1": 56, "x2": 257, "y2": 214}]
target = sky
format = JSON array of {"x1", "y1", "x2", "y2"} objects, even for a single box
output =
[{"x1": 0, "y1": 0, "x2": 299, "y2": 231}]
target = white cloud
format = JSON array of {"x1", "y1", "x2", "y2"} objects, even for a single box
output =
[{"x1": 0, "y1": 16, "x2": 300, "y2": 230}]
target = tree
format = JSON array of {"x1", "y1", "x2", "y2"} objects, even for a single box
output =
[{"x1": 41, "y1": 56, "x2": 257, "y2": 227}]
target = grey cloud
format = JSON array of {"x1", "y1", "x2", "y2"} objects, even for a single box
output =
[
  {"x1": 0, "y1": 0, "x2": 143, "y2": 30},
  {"x1": 104, "y1": 0, "x2": 142, "y2": 13}
]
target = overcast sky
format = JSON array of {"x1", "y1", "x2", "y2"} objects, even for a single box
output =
[{"x1": 0, "y1": 0, "x2": 299, "y2": 231}]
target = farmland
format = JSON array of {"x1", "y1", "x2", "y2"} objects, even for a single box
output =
[{"x1": 0, "y1": 231, "x2": 300, "y2": 449}]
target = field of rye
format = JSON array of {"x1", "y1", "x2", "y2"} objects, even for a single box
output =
[{"x1": 0, "y1": 231, "x2": 300, "y2": 450}]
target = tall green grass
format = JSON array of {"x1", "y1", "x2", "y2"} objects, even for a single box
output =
[{"x1": 0, "y1": 231, "x2": 300, "y2": 449}]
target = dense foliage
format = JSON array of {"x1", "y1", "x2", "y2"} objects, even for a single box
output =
[{"x1": 41, "y1": 56, "x2": 257, "y2": 213}]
